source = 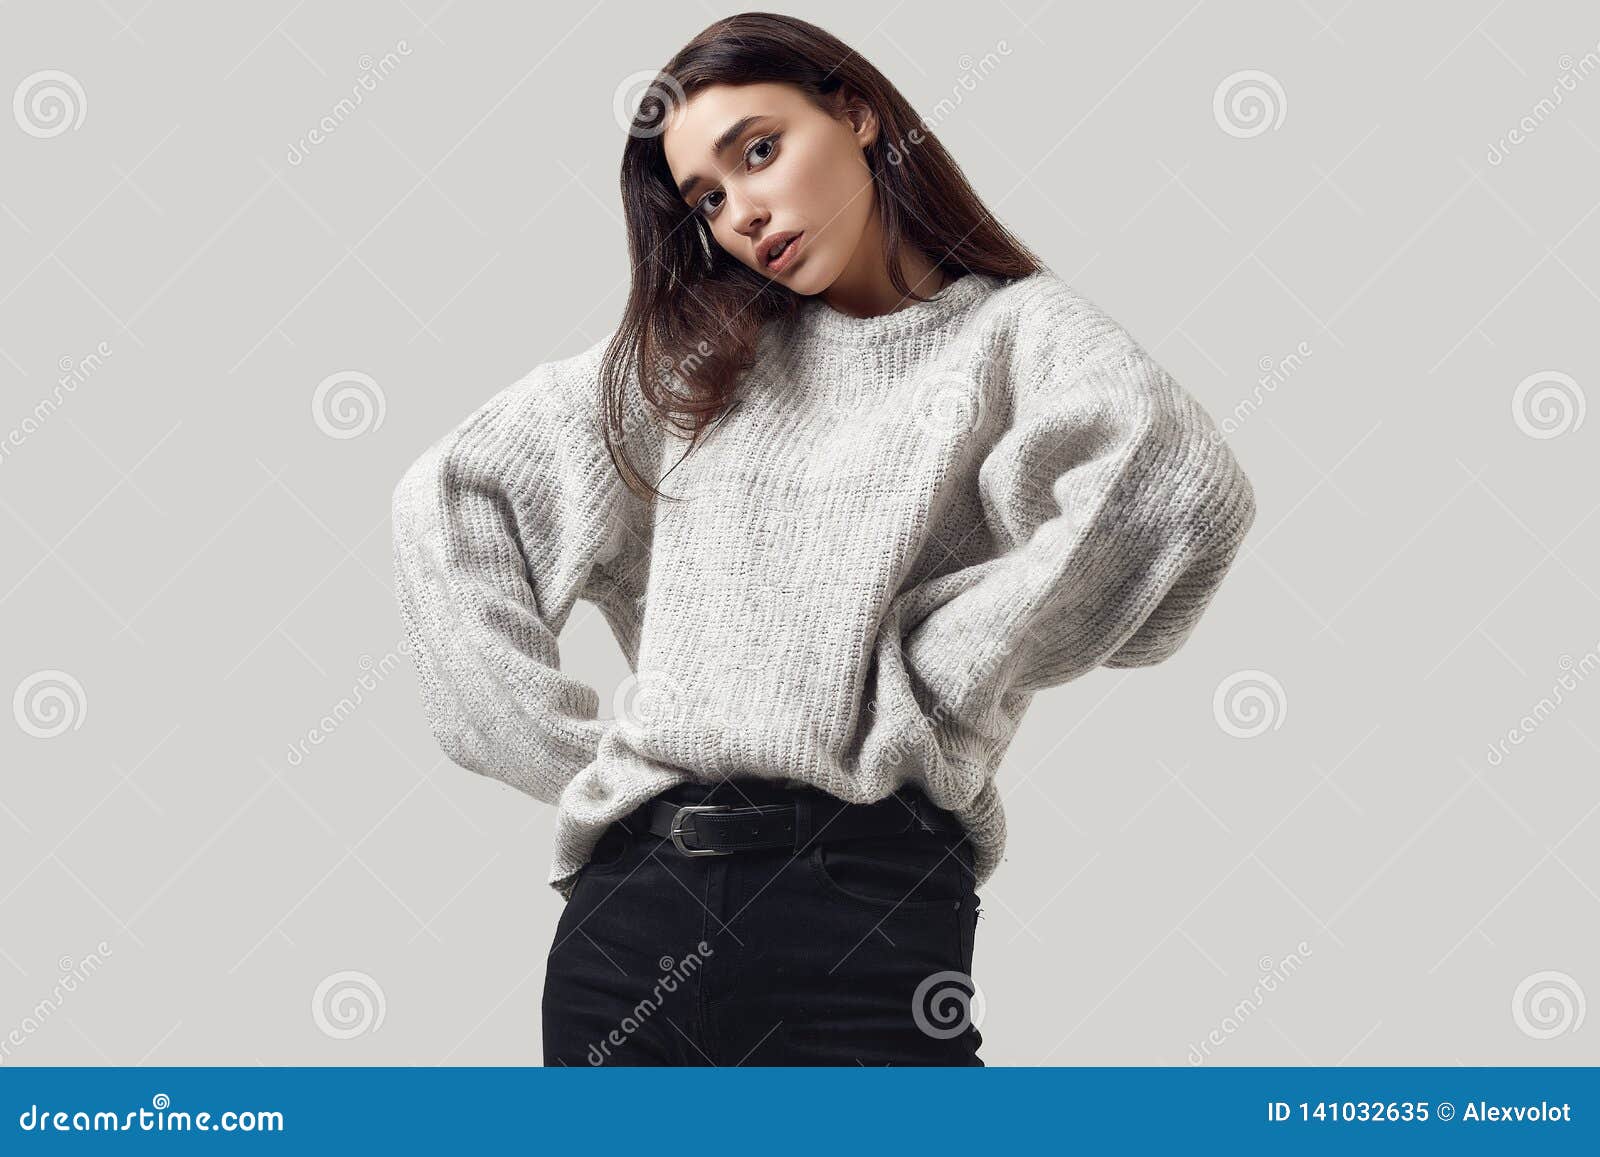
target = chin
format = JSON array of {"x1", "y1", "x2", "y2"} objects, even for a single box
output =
[{"x1": 778, "y1": 264, "x2": 830, "y2": 298}]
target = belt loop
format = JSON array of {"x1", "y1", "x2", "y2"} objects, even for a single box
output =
[{"x1": 793, "y1": 793, "x2": 813, "y2": 853}]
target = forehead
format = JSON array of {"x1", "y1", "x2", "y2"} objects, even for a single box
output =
[{"x1": 661, "y1": 81, "x2": 808, "y2": 175}]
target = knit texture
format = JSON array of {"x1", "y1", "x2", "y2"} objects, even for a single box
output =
[{"x1": 390, "y1": 270, "x2": 1257, "y2": 900}]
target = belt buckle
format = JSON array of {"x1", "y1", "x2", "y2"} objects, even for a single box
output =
[{"x1": 670, "y1": 804, "x2": 735, "y2": 856}]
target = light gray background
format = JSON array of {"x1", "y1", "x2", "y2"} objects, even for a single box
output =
[{"x1": 2, "y1": 1, "x2": 1596, "y2": 1066}]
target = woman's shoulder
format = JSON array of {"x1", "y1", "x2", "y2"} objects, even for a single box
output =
[
  {"x1": 481, "y1": 328, "x2": 662, "y2": 441},
  {"x1": 981, "y1": 268, "x2": 1163, "y2": 383}
]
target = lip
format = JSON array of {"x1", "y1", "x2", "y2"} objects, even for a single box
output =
[{"x1": 760, "y1": 230, "x2": 803, "y2": 273}]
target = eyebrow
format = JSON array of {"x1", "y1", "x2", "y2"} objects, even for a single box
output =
[{"x1": 676, "y1": 114, "x2": 771, "y2": 203}]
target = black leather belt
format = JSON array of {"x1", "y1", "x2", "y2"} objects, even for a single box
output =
[{"x1": 629, "y1": 784, "x2": 963, "y2": 857}]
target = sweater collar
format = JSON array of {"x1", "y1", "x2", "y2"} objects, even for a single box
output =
[{"x1": 791, "y1": 271, "x2": 997, "y2": 347}]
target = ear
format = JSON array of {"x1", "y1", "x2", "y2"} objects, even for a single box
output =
[{"x1": 837, "y1": 89, "x2": 879, "y2": 150}]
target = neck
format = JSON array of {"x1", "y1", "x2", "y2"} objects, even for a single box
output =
[{"x1": 819, "y1": 212, "x2": 950, "y2": 319}]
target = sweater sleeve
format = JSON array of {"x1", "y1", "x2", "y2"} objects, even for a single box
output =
[
  {"x1": 390, "y1": 341, "x2": 658, "y2": 805},
  {"x1": 898, "y1": 305, "x2": 1256, "y2": 738}
]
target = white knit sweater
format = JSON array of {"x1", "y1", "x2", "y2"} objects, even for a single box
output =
[{"x1": 390, "y1": 270, "x2": 1256, "y2": 900}]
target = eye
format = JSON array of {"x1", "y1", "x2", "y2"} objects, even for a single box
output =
[
  {"x1": 695, "y1": 133, "x2": 781, "y2": 219},
  {"x1": 747, "y1": 133, "x2": 779, "y2": 167}
]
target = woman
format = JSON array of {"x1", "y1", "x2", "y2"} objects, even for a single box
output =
[{"x1": 390, "y1": 12, "x2": 1257, "y2": 1066}]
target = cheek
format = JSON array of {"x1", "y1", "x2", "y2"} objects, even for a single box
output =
[
  {"x1": 809, "y1": 148, "x2": 873, "y2": 240},
  {"x1": 703, "y1": 219, "x2": 739, "y2": 258}
]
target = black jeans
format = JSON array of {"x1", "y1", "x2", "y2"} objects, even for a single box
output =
[{"x1": 541, "y1": 777, "x2": 984, "y2": 1066}]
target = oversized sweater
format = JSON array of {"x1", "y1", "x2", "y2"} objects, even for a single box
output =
[{"x1": 390, "y1": 269, "x2": 1257, "y2": 900}]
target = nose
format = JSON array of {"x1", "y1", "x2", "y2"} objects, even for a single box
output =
[{"x1": 728, "y1": 189, "x2": 768, "y2": 239}]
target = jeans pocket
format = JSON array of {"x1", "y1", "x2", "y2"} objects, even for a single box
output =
[
  {"x1": 582, "y1": 823, "x2": 633, "y2": 876},
  {"x1": 808, "y1": 831, "x2": 970, "y2": 909}
]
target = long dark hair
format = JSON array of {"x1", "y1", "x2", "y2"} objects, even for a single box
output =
[{"x1": 603, "y1": 11, "x2": 1043, "y2": 502}]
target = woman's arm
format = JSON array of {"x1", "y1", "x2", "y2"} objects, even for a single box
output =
[
  {"x1": 898, "y1": 295, "x2": 1257, "y2": 739},
  {"x1": 390, "y1": 341, "x2": 657, "y2": 804}
]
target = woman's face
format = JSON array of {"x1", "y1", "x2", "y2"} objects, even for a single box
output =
[{"x1": 661, "y1": 81, "x2": 878, "y2": 296}]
